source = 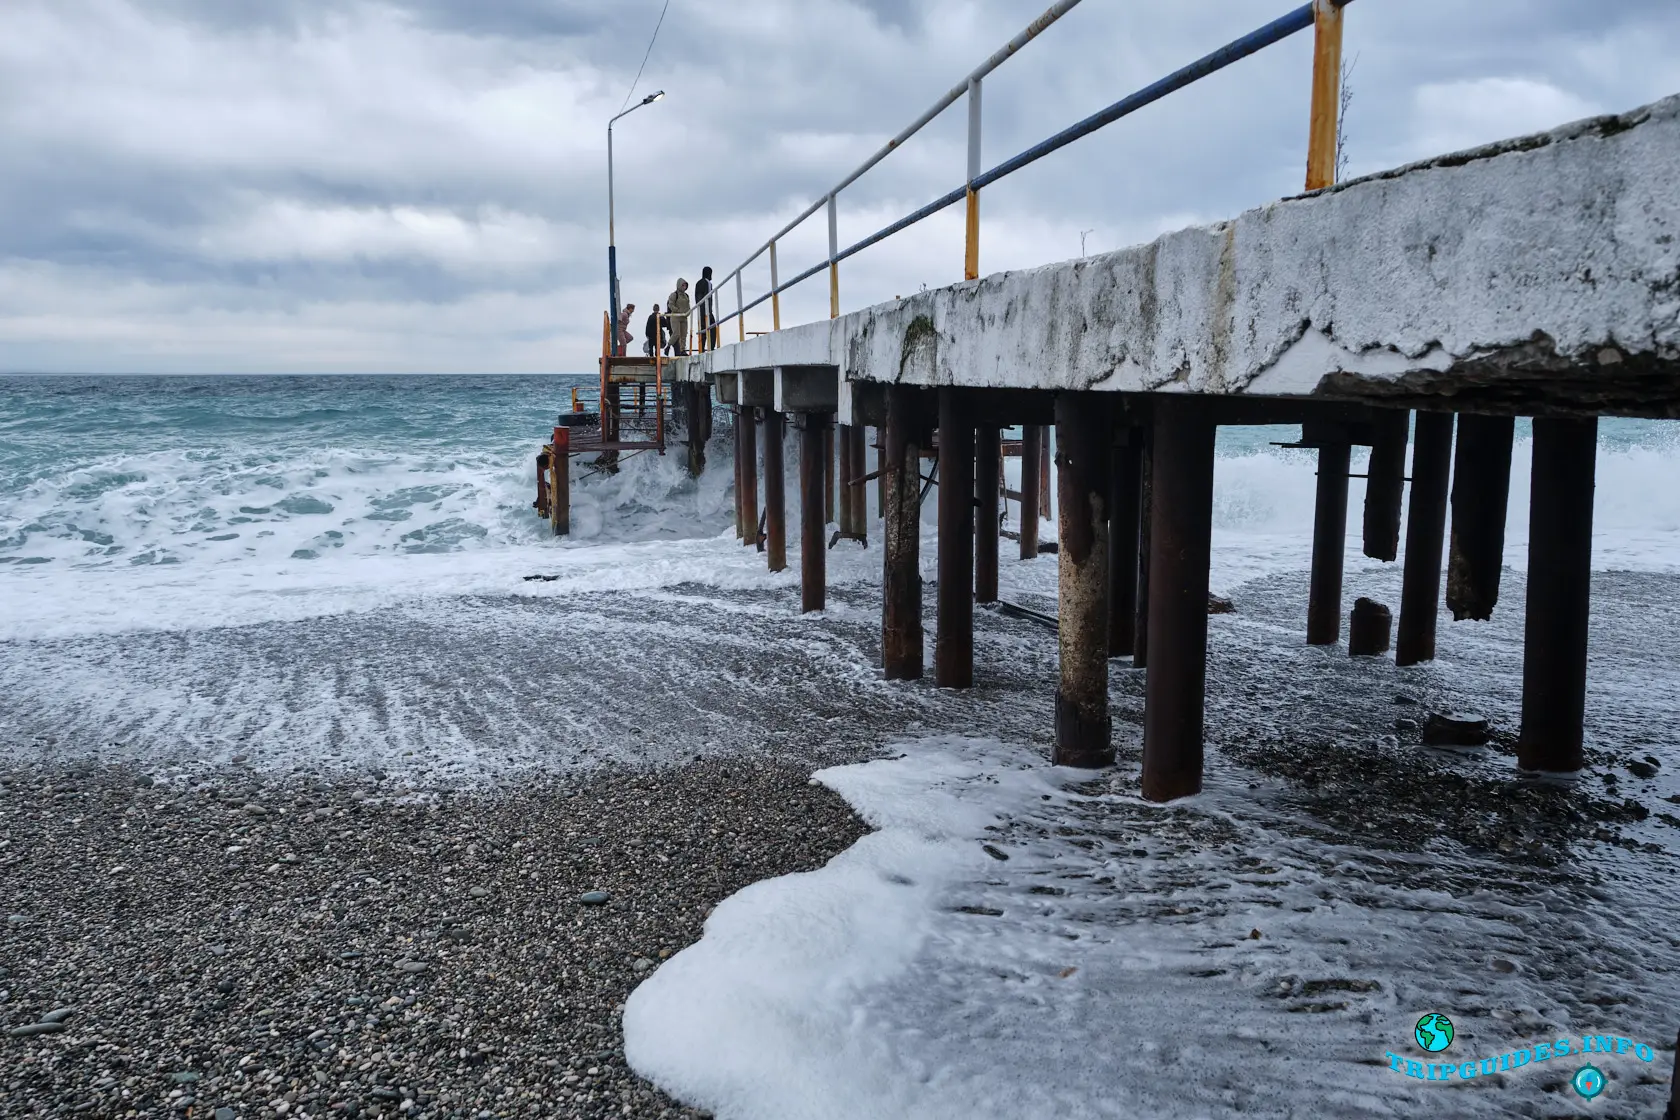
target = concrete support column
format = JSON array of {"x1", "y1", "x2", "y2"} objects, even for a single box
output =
[
  {"x1": 799, "y1": 412, "x2": 830, "y2": 613},
  {"x1": 1108, "y1": 432, "x2": 1142, "y2": 658},
  {"x1": 1141, "y1": 398, "x2": 1216, "y2": 801},
  {"x1": 936, "y1": 389, "x2": 975, "y2": 689},
  {"x1": 1447, "y1": 414, "x2": 1515, "y2": 621},
  {"x1": 1518, "y1": 417, "x2": 1597, "y2": 773},
  {"x1": 740, "y1": 407, "x2": 759, "y2": 548},
  {"x1": 686, "y1": 385, "x2": 707, "y2": 478},
  {"x1": 763, "y1": 410, "x2": 787, "y2": 573},
  {"x1": 1019, "y1": 425, "x2": 1041, "y2": 559},
  {"x1": 1307, "y1": 441, "x2": 1351, "y2": 645},
  {"x1": 1396, "y1": 411, "x2": 1454, "y2": 666},
  {"x1": 882, "y1": 387, "x2": 924, "y2": 679},
  {"x1": 1053, "y1": 393, "x2": 1112, "y2": 768},
  {"x1": 975, "y1": 427, "x2": 1000, "y2": 604}
]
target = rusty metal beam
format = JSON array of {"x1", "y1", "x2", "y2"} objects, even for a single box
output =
[
  {"x1": 1141, "y1": 397, "x2": 1216, "y2": 801},
  {"x1": 1133, "y1": 424, "x2": 1153, "y2": 669},
  {"x1": 937, "y1": 390, "x2": 975, "y2": 689},
  {"x1": 740, "y1": 407, "x2": 759, "y2": 548},
  {"x1": 1019, "y1": 424, "x2": 1041, "y2": 560},
  {"x1": 1447, "y1": 414, "x2": 1515, "y2": 620},
  {"x1": 800, "y1": 412, "x2": 830, "y2": 612},
  {"x1": 1362, "y1": 409, "x2": 1409, "y2": 561},
  {"x1": 1054, "y1": 393, "x2": 1112, "y2": 768},
  {"x1": 764, "y1": 410, "x2": 788, "y2": 572},
  {"x1": 882, "y1": 387, "x2": 924, "y2": 678},
  {"x1": 1517, "y1": 417, "x2": 1597, "y2": 773},
  {"x1": 976, "y1": 426, "x2": 1000, "y2": 604},
  {"x1": 1307, "y1": 441, "x2": 1351, "y2": 644},
  {"x1": 1396, "y1": 411, "x2": 1453, "y2": 665},
  {"x1": 1108, "y1": 431, "x2": 1142, "y2": 657}
]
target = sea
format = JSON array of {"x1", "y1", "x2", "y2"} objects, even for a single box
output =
[{"x1": 2, "y1": 372, "x2": 1678, "y2": 1117}]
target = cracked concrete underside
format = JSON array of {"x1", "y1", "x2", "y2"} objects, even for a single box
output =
[{"x1": 680, "y1": 93, "x2": 1680, "y2": 419}]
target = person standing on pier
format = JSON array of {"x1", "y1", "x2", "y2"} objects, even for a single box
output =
[
  {"x1": 694, "y1": 266, "x2": 716, "y2": 352},
  {"x1": 666, "y1": 278, "x2": 691, "y2": 356},
  {"x1": 643, "y1": 303, "x2": 664, "y2": 357},
  {"x1": 617, "y1": 303, "x2": 636, "y2": 357}
]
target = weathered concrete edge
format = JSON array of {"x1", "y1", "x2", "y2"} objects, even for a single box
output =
[{"x1": 679, "y1": 93, "x2": 1680, "y2": 417}]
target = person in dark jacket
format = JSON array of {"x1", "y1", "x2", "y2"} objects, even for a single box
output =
[
  {"x1": 643, "y1": 304, "x2": 664, "y2": 357},
  {"x1": 694, "y1": 266, "x2": 716, "y2": 352}
]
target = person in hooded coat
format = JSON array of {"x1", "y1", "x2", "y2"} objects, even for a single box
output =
[
  {"x1": 694, "y1": 266, "x2": 716, "y2": 352},
  {"x1": 665, "y1": 278, "x2": 691, "y2": 356},
  {"x1": 643, "y1": 303, "x2": 664, "y2": 357}
]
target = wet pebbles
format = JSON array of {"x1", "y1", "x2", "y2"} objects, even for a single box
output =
[{"x1": 0, "y1": 758, "x2": 869, "y2": 1119}]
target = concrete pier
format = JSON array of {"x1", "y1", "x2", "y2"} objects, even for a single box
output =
[
  {"x1": 936, "y1": 390, "x2": 975, "y2": 689},
  {"x1": 1518, "y1": 417, "x2": 1598, "y2": 772},
  {"x1": 1363, "y1": 410, "x2": 1409, "y2": 561},
  {"x1": 1053, "y1": 393, "x2": 1111, "y2": 768}
]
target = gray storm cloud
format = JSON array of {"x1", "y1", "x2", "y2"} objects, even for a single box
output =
[{"x1": 1, "y1": 0, "x2": 1676, "y2": 373}]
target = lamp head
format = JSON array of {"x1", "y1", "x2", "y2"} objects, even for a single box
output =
[{"x1": 643, "y1": 90, "x2": 665, "y2": 105}]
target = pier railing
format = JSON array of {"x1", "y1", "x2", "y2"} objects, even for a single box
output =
[{"x1": 689, "y1": 0, "x2": 1353, "y2": 347}]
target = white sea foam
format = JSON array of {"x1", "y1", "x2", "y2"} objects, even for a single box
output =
[{"x1": 625, "y1": 735, "x2": 1680, "y2": 1120}]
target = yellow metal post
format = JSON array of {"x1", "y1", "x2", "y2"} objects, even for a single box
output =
[
  {"x1": 1305, "y1": 0, "x2": 1344, "y2": 191},
  {"x1": 770, "y1": 240, "x2": 781, "y2": 331},
  {"x1": 827, "y1": 194, "x2": 840, "y2": 319},
  {"x1": 965, "y1": 76, "x2": 982, "y2": 281},
  {"x1": 964, "y1": 189, "x2": 980, "y2": 281},
  {"x1": 736, "y1": 272, "x2": 745, "y2": 342}
]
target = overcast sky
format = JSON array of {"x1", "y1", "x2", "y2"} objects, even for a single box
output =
[{"x1": 2, "y1": 0, "x2": 1677, "y2": 374}]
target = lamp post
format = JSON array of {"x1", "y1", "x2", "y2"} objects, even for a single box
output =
[{"x1": 607, "y1": 90, "x2": 664, "y2": 356}]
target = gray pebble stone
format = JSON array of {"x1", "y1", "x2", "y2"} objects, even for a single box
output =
[
  {"x1": 468, "y1": 886, "x2": 489, "y2": 898},
  {"x1": 215, "y1": 1108, "x2": 236, "y2": 1120},
  {"x1": 396, "y1": 960, "x2": 429, "y2": 973},
  {"x1": 39, "y1": 1007, "x2": 75, "y2": 1024},
  {"x1": 169, "y1": 1071, "x2": 201, "y2": 1084},
  {"x1": 6, "y1": 1022, "x2": 64, "y2": 1037},
  {"x1": 579, "y1": 890, "x2": 610, "y2": 906}
]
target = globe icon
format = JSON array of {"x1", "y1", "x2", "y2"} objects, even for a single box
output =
[{"x1": 1414, "y1": 1013, "x2": 1454, "y2": 1052}]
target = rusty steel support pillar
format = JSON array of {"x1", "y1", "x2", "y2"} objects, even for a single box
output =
[
  {"x1": 882, "y1": 388, "x2": 923, "y2": 679},
  {"x1": 975, "y1": 426, "x2": 1000, "y2": 604},
  {"x1": 1141, "y1": 398, "x2": 1216, "y2": 801},
  {"x1": 838, "y1": 422, "x2": 856, "y2": 539},
  {"x1": 823, "y1": 423, "x2": 836, "y2": 525},
  {"x1": 1363, "y1": 410, "x2": 1409, "y2": 561},
  {"x1": 850, "y1": 424, "x2": 869, "y2": 540},
  {"x1": 550, "y1": 427, "x2": 570, "y2": 537},
  {"x1": 1518, "y1": 417, "x2": 1598, "y2": 773},
  {"x1": 1053, "y1": 394, "x2": 1112, "y2": 768},
  {"x1": 763, "y1": 410, "x2": 787, "y2": 573},
  {"x1": 685, "y1": 385, "x2": 706, "y2": 478},
  {"x1": 1019, "y1": 424, "x2": 1041, "y2": 559},
  {"x1": 740, "y1": 407, "x2": 759, "y2": 548},
  {"x1": 799, "y1": 412, "x2": 830, "y2": 613},
  {"x1": 1307, "y1": 441, "x2": 1352, "y2": 645},
  {"x1": 1133, "y1": 425, "x2": 1153, "y2": 669},
  {"x1": 1396, "y1": 411, "x2": 1454, "y2": 666},
  {"x1": 1108, "y1": 432, "x2": 1142, "y2": 658},
  {"x1": 732, "y1": 407, "x2": 744, "y2": 539},
  {"x1": 1038, "y1": 426, "x2": 1053, "y2": 516},
  {"x1": 874, "y1": 427, "x2": 886, "y2": 516},
  {"x1": 936, "y1": 390, "x2": 975, "y2": 689},
  {"x1": 1447, "y1": 414, "x2": 1515, "y2": 621}
]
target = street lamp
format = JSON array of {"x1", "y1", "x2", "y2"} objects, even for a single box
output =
[{"x1": 607, "y1": 90, "x2": 664, "y2": 356}]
